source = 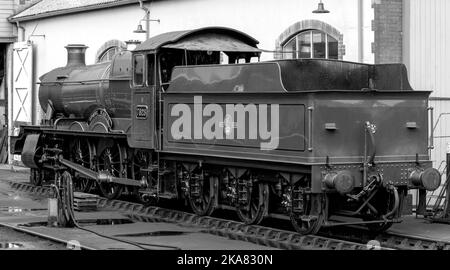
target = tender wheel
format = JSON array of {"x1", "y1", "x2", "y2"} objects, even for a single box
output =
[
  {"x1": 236, "y1": 181, "x2": 269, "y2": 225},
  {"x1": 96, "y1": 141, "x2": 126, "y2": 199},
  {"x1": 362, "y1": 185, "x2": 399, "y2": 233},
  {"x1": 30, "y1": 168, "x2": 42, "y2": 186},
  {"x1": 290, "y1": 186, "x2": 327, "y2": 235},
  {"x1": 188, "y1": 170, "x2": 217, "y2": 216},
  {"x1": 69, "y1": 138, "x2": 94, "y2": 193}
]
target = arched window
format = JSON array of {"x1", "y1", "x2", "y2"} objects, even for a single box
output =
[
  {"x1": 275, "y1": 20, "x2": 345, "y2": 60},
  {"x1": 95, "y1": 39, "x2": 127, "y2": 63},
  {"x1": 282, "y1": 30, "x2": 339, "y2": 60}
]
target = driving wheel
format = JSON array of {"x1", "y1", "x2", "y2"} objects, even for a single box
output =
[{"x1": 96, "y1": 141, "x2": 126, "y2": 199}]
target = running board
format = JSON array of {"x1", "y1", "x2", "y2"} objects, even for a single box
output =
[{"x1": 59, "y1": 158, "x2": 142, "y2": 187}]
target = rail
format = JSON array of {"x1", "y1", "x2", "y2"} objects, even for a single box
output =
[{"x1": 8, "y1": 180, "x2": 450, "y2": 250}]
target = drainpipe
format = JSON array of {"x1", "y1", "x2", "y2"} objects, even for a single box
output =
[
  {"x1": 357, "y1": 0, "x2": 364, "y2": 62},
  {"x1": 138, "y1": 0, "x2": 150, "y2": 40},
  {"x1": 15, "y1": 22, "x2": 25, "y2": 42}
]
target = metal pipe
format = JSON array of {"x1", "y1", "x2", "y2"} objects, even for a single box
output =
[
  {"x1": 383, "y1": 186, "x2": 399, "y2": 219},
  {"x1": 15, "y1": 22, "x2": 25, "y2": 42},
  {"x1": 357, "y1": 0, "x2": 364, "y2": 62},
  {"x1": 363, "y1": 121, "x2": 377, "y2": 188},
  {"x1": 363, "y1": 125, "x2": 368, "y2": 187},
  {"x1": 428, "y1": 107, "x2": 435, "y2": 150},
  {"x1": 7, "y1": 43, "x2": 13, "y2": 165},
  {"x1": 367, "y1": 127, "x2": 376, "y2": 165}
]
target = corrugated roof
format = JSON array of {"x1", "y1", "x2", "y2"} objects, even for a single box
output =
[{"x1": 10, "y1": 0, "x2": 140, "y2": 22}]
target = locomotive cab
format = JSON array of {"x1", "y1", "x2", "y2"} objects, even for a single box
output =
[{"x1": 128, "y1": 27, "x2": 261, "y2": 149}]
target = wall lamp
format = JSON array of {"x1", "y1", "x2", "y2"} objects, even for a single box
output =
[
  {"x1": 134, "y1": 0, "x2": 160, "y2": 40},
  {"x1": 313, "y1": 0, "x2": 330, "y2": 14}
]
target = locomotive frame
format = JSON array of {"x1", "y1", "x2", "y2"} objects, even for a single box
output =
[{"x1": 11, "y1": 27, "x2": 441, "y2": 235}]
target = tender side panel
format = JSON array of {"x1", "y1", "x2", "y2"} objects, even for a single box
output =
[
  {"x1": 163, "y1": 94, "x2": 308, "y2": 164},
  {"x1": 163, "y1": 91, "x2": 431, "y2": 167}
]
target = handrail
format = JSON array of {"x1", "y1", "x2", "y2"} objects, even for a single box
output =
[
  {"x1": 432, "y1": 112, "x2": 450, "y2": 132},
  {"x1": 428, "y1": 107, "x2": 434, "y2": 150},
  {"x1": 308, "y1": 106, "x2": 314, "y2": 152}
]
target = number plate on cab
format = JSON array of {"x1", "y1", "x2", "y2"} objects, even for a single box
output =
[{"x1": 136, "y1": 105, "x2": 148, "y2": 119}]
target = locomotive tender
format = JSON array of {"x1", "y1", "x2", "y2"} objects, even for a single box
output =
[{"x1": 11, "y1": 27, "x2": 441, "y2": 234}]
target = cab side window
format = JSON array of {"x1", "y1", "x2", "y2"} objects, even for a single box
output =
[
  {"x1": 160, "y1": 50, "x2": 184, "y2": 85},
  {"x1": 133, "y1": 54, "x2": 145, "y2": 86}
]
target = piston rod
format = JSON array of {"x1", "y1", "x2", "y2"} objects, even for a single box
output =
[{"x1": 59, "y1": 158, "x2": 142, "y2": 187}]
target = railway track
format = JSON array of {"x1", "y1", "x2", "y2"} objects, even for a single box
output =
[
  {"x1": 319, "y1": 226, "x2": 450, "y2": 250},
  {"x1": 8, "y1": 180, "x2": 444, "y2": 250}
]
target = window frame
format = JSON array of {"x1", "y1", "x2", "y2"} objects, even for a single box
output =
[
  {"x1": 282, "y1": 30, "x2": 338, "y2": 60},
  {"x1": 132, "y1": 53, "x2": 146, "y2": 87}
]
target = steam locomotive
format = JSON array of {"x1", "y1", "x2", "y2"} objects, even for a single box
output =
[{"x1": 11, "y1": 27, "x2": 441, "y2": 234}]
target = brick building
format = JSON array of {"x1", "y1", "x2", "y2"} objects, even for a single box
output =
[{"x1": 373, "y1": 0, "x2": 403, "y2": 64}]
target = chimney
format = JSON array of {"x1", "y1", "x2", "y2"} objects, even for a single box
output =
[{"x1": 65, "y1": 44, "x2": 88, "y2": 67}]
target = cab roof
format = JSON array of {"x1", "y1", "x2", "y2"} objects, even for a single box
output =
[{"x1": 133, "y1": 26, "x2": 260, "y2": 53}]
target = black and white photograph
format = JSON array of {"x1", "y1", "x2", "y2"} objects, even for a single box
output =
[{"x1": 0, "y1": 0, "x2": 447, "y2": 263}]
